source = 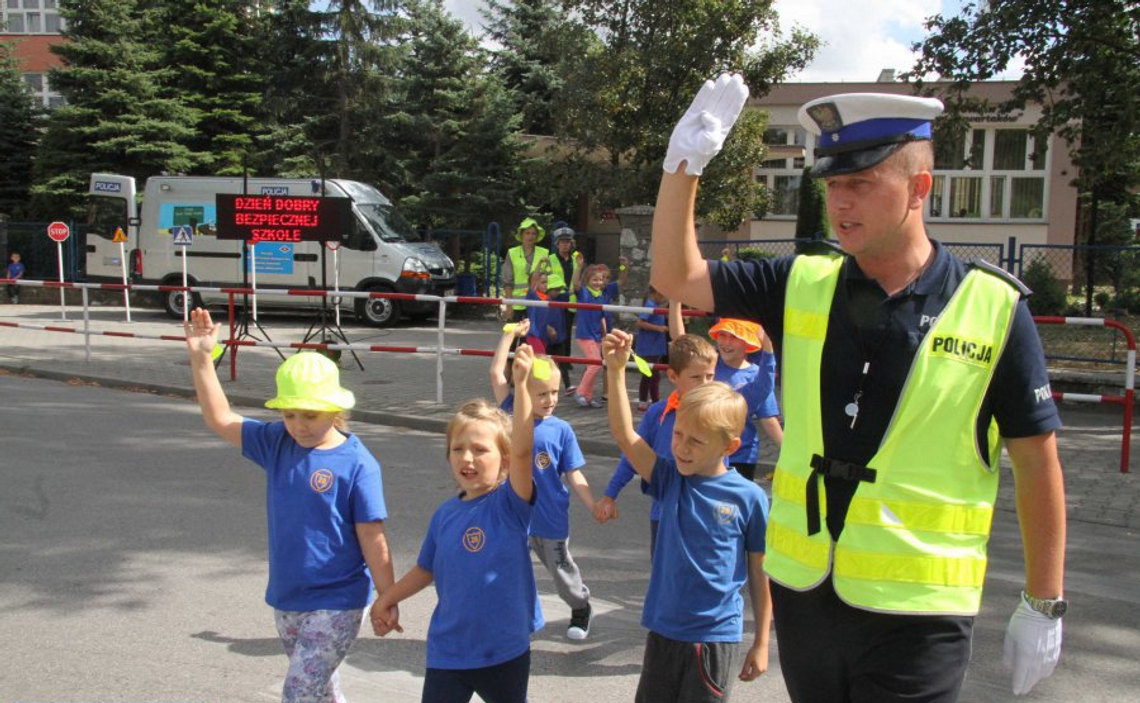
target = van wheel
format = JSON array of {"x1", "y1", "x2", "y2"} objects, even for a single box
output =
[
  {"x1": 356, "y1": 286, "x2": 401, "y2": 327},
  {"x1": 162, "y1": 287, "x2": 202, "y2": 319}
]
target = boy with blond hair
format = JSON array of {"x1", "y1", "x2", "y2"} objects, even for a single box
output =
[
  {"x1": 490, "y1": 324, "x2": 598, "y2": 639},
  {"x1": 603, "y1": 329, "x2": 771, "y2": 702},
  {"x1": 593, "y1": 334, "x2": 718, "y2": 557}
]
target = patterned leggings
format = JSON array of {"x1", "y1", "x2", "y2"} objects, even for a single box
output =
[{"x1": 274, "y1": 608, "x2": 364, "y2": 703}]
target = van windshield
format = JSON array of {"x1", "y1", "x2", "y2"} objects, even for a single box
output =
[
  {"x1": 357, "y1": 202, "x2": 422, "y2": 243},
  {"x1": 334, "y1": 180, "x2": 421, "y2": 243}
]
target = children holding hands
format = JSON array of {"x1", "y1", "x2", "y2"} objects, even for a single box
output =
[
  {"x1": 374, "y1": 345, "x2": 542, "y2": 703},
  {"x1": 602, "y1": 329, "x2": 772, "y2": 703},
  {"x1": 184, "y1": 309, "x2": 394, "y2": 703}
]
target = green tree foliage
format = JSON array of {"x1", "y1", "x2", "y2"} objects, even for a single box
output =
[
  {"x1": 1021, "y1": 258, "x2": 1068, "y2": 316},
  {"x1": 0, "y1": 41, "x2": 39, "y2": 217},
  {"x1": 149, "y1": 0, "x2": 265, "y2": 175},
  {"x1": 481, "y1": 0, "x2": 588, "y2": 136},
  {"x1": 554, "y1": 0, "x2": 818, "y2": 226},
  {"x1": 382, "y1": 0, "x2": 524, "y2": 229},
  {"x1": 909, "y1": 1, "x2": 1140, "y2": 209},
  {"x1": 32, "y1": 0, "x2": 198, "y2": 215},
  {"x1": 795, "y1": 165, "x2": 829, "y2": 239}
]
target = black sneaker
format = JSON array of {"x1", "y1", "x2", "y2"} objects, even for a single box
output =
[{"x1": 567, "y1": 604, "x2": 591, "y2": 640}]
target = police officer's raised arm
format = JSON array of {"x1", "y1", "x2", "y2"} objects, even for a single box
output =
[{"x1": 651, "y1": 74, "x2": 749, "y2": 313}]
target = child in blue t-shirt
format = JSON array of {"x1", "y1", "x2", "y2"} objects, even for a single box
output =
[
  {"x1": 375, "y1": 347, "x2": 542, "y2": 703},
  {"x1": 603, "y1": 330, "x2": 771, "y2": 703},
  {"x1": 594, "y1": 334, "x2": 718, "y2": 559},
  {"x1": 672, "y1": 305, "x2": 783, "y2": 482},
  {"x1": 6, "y1": 251, "x2": 25, "y2": 303},
  {"x1": 524, "y1": 269, "x2": 560, "y2": 355},
  {"x1": 573, "y1": 257, "x2": 628, "y2": 408},
  {"x1": 635, "y1": 285, "x2": 669, "y2": 411},
  {"x1": 490, "y1": 326, "x2": 598, "y2": 639},
  {"x1": 184, "y1": 309, "x2": 394, "y2": 703}
]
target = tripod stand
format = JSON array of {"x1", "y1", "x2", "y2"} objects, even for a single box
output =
[
  {"x1": 215, "y1": 240, "x2": 284, "y2": 368},
  {"x1": 301, "y1": 241, "x2": 362, "y2": 370}
]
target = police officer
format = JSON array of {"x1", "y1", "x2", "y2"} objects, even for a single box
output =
[{"x1": 650, "y1": 75, "x2": 1066, "y2": 702}]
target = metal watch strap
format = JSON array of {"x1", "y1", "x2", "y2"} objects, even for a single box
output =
[{"x1": 1023, "y1": 590, "x2": 1067, "y2": 619}]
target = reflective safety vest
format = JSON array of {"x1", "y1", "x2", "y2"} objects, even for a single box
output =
[
  {"x1": 765, "y1": 252, "x2": 1019, "y2": 615},
  {"x1": 505, "y1": 245, "x2": 550, "y2": 310},
  {"x1": 545, "y1": 253, "x2": 580, "y2": 304}
]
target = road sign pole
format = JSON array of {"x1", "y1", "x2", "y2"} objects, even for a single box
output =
[
  {"x1": 333, "y1": 247, "x2": 341, "y2": 328},
  {"x1": 181, "y1": 248, "x2": 189, "y2": 324},
  {"x1": 250, "y1": 241, "x2": 258, "y2": 321},
  {"x1": 119, "y1": 241, "x2": 131, "y2": 323},
  {"x1": 56, "y1": 240, "x2": 66, "y2": 320}
]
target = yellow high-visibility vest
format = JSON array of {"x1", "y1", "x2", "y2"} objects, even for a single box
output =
[
  {"x1": 765, "y1": 252, "x2": 1019, "y2": 615},
  {"x1": 505, "y1": 245, "x2": 550, "y2": 310},
  {"x1": 546, "y1": 253, "x2": 580, "y2": 303}
]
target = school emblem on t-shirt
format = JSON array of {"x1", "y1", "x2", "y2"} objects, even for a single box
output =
[
  {"x1": 535, "y1": 451, "x2": 553, "y2": 472},
  {"x1": 309, "y1": 468, "x2": 335, "y2": 493},
  {"x1": 463, "y1": 527, "x2": 486, "y2": 552},
  {"x1": 715, "y1": 502, "x2": 737, "y2": 525}
]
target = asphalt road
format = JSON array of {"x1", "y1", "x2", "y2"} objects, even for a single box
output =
[{"x1": 2, "y1": 373, "x2": 1139, "y2": 702}]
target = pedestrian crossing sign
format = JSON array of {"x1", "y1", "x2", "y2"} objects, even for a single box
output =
[
  {"x1": 112, "y1": 227, "x2": 128, "y2": 243},
  {"x1": 172, "y1": 225, "x2": 194, "y2": 246}
]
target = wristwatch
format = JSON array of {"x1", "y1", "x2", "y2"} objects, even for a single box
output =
[{"x1": 1022, "y1": 590, "x2": 1068, "y2": 619}]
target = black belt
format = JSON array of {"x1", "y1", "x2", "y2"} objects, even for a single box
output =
[{"x1": 805, "y1": 454, "x2": 878, "y2": 536}]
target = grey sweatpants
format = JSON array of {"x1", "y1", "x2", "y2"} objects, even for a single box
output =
[{"x1": 528, "y1": 535, "x2": 590, "y2": 610}]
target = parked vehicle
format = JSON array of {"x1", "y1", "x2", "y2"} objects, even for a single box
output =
[{"x1": 84, "y1": 174, "x2": 455, "y2": 326}]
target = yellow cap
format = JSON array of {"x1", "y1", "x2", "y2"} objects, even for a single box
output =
[
  {"x1": 708, "y1": 318, "x2": 762, "y2": 353},
  {"x1": 265, "y1": 352, "x2": 355, "y2": 412}
]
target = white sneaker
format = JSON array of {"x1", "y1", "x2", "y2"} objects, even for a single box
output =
[
  {"x1": 567, "y1": 605, "x2": 592, "y2": 640},
  {"x1": 575, "y1": 395, "x2": 589, "y2": 407}
]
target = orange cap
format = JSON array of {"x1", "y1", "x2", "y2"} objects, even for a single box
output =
[{"x1": 708, "y1": 318, "x2": 762, "y2": 353}]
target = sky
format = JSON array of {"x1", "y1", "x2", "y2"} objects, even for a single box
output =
[{"x1": 440, "y1": 0, "x2": 1023, "y2": 83}]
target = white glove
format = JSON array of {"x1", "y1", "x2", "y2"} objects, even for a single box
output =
[
  {"x1": 1003, "y1": 593, "x2": 1062, "y2": 695},
  {"x1": 663, "y1": 73, "x2": 749, "y2": 176}
]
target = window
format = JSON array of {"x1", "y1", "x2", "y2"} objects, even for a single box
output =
[
  {"x1": 949, "y1": 177, "x2": 983, "y2": 218},
  {"x1": 772, "y1": 175, "x2": 802, "y2": 216},
  {"x1": 936, "y1": 129, "x2": 985, "y2": 170},
  {"x1": 1010, "y1": 177, "x2": 1045, "y2": 218},
  {"x1": 3, "y1": 0, "x2": 62, "y2": 33},
  {"x1": 23, "y1": 72, "x2": 42, "y2": 91}
]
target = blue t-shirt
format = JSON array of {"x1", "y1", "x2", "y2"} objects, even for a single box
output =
[
  {"x1": 642, "y1": 456, "x2": 769, "y2": 643},
  {"x1": 525, "y1": 290, "x2": 563, "y2": 345},
  {"x1": 241, "y1": 419, "x2": 388, "y2": 611},
  {"x1": 418, "y1": 483, "x2": 544, "y2": 669},
  {"x1": 716, "y1": 355, "x2": 780, "y2": 465},
  {"x1": 604, "y1": 399, "x2": 675, "y2": 521},
  {"x1": 530, "y1": 416, "x2": 586, "y2": 539},
  {"x1": 6, "y1": 261, "x2": 25, "y2": 279},
  {"x1": 636, "y1": 298, "x2": 668, "y2": 357},
  {"x1": 575, "y1": 281, "x2": 620, "y2": 341}
]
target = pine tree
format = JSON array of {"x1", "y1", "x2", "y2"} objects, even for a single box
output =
[
  {"x1": 149, "y1": 0, "x2": 265, "y2": 175},
  {"x1": 481, "y1": 0, "x2": 586, "y2": 136},
  {"x1": 32, "y1": 0, "x2": 199, "y2": 215},
  {"x1": 384, "y1": 0, "x2": 524, "y2": 230},
  {"x1": 0, "y1": 41, "x2": 39, "y2": 217},
  {"x1": 794, "y1": 165, "x2": 829, "y2": 240}
]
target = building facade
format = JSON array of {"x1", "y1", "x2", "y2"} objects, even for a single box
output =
[
  {"x1": 748, "y1": 80, "x2": 1079, "y2": 251},
  {"x1": 1, "y1": 0, "x2": 66, "y2": 109}
]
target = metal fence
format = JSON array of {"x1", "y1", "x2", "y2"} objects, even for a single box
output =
[{"x1": 0, "y1": 220, "x2": 84, "y2": 281}]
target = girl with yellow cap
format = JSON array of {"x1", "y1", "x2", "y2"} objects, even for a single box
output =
[{"x1": 184, "y1": 308, "x2": 394, "y2": 703}]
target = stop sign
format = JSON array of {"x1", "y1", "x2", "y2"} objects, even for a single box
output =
[{"x1": 47, "y1": 221, "x2": 70, "y2": 243}]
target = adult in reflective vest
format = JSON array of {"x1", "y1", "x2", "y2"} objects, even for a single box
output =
[
  {"x1": 650, "y1": 77, "x2": 1067, "y2": 702},
  {"x1": 500, "y1": 217, "x2": 550, "y2": 321},
  {"x1": 546, "y1": 226, "x2": 584, "y2": 392}
]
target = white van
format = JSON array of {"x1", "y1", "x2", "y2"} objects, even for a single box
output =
[{"x1": 83, "y1": 174, "x2": 455, "y2": 326}]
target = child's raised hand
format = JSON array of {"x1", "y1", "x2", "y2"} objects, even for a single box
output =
[
  {"x1": 618, "y1": 255, "x2": 629, "y2": 268},
  {"x1": 184, "y1": 308, "x2": 220, "y2": 359},
  {"x1": 502, "y1": 318, "x2": 530, "y2": 338},
  {"x1": 511, "y1": 343, "x2": 535, "y2": 386},
  {"x1": 602, "y1": 330, "x2": 632, "y2": 370}
]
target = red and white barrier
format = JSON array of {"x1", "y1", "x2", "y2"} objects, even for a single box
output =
[{"x1": 1034, "y1": 316, "x2": 1134, "y2": 473}]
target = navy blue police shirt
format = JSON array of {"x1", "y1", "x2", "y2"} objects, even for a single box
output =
[{"x1": 710, "y1": 240, "x2": 1061, "y2": 541}]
